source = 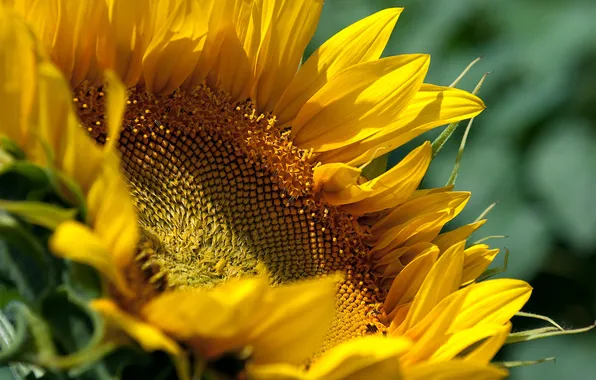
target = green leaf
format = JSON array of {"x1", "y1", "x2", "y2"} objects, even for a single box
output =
[
  {"x1": 48, "y1": 170, "x2": 87, "y2": 220},
  {"x1": 0, "y1": 200, "x2": 77, "y2": 231},
  {"x1": 63, "y1": 262, "x2": 103, "y2": 301},
  {"x1": 0, "y1": 302, "x2": 57, "y2": 367},
  {"x1": 0, "y1": 213, "x2": 53, "y2": 301},
  {"x1": 0, "y1": 162, "x2": 52, "y2": 202}
]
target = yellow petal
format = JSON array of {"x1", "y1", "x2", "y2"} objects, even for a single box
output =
[
  {"x1": 461, "y1": 244, "x2": 500, "y2": 285},
  {"x1": 308, "y1": 336, "x2": 411, "y2": 380},
  {"x1": 207, "y1": 0, "x2": 264, "y2": 99},
  {"x1": 274, "y1": 7, "x2": 402, "y2": 126},
  {"x1": 430, "y1": 323, "x2": 511, "y2": 363},
  {"x1": 98, "y1": 0, "x2": 152, "y2": 86},
  {"x1": 372, "y1": 243, "x2": 436, "y2": 285},
  {"x1": 142, "y1": 275, "x2": 338, "y2": 365},
  {"x1": 0, "y1": 7, "x2": 37, "y2": 148},
  {"x1": 247, "y1": 363, "x2": 306, "y2": 380},
  {"x1": 251, "y1": 0, "x2": 323, "y2": 112},
  {"x1": 142, "y1": 276, "x2": 269, "y2": 355},
  {"x1": 142, "y1": 0, "x2": 209, "y2": 94},
  {"x1": 449, "y1": 279, "x2": 532, "y2": 332},
  {"x1": 383, "y1": 248, "x2": 438, "y2": 316},
  {"x1": 17, "y1": 0, "x2": 107, "y2": 86},
  {"x1": 291, "y1": 54, "x2": 430, "y2": 152},
  {"x1": 404, "y1": 360, "x2": 508, "y2": 380},
  {"x1": 248, "y1": 276, "x2": 339, "y2": 365},
  {"x1": 91, "y1": 299, "x2": 190, "y2": 380},
  {"x1": 85, "y1": 156, "x2": 139, "y2": 271},
  {"x1": 371, "y1": 192, "x2": 470, "y2": 238},
  {"x1": 247, "y1": 335, "x2": 411, "y2": 380},
  {"x1": 104, "y1": 70, "x2": 127, "y2": 152},
  {"x1": 316, "y1": 84, "x2": 485, "y2": 166},
  {"x1": 35, "y1": 62, "x2": 104, "y2": 191},
  {"x1": 188, "y1": 0, "x2": 239, "y2": 92},
  {"x1": 342, "y1": 142, "x2": 432, "y2": 215},
  {"x1": 313, "y1": 163, "x2": 362, "y2": 193},
  {"x1": 432, "y1": 220, "x2": 487, "y2": 252},
  {"x1": 400, "y1": 287, "x2": 470, "y2": 365},
  {"x1": 368, "y1": 212, "x2": 452, "y2": 257},
  {"x1": 399, "y1": 241, "x2": 465, "y2": 332},
  {"x1": 49, "y1": 221, "x2": 132, "y2": 297},
  {"x1": 463, "y1": 323, "x2": 510, "y2": 363}
]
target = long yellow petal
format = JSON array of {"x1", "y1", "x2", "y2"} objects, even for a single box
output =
[
  {"x1": 449, "y1": 279, "x2": 532, "y2": 332},
  {"x1": 247, "y1": 335, "x2": 411, "y2": 380},
  {"x1": 85, "y1": 157, "x2": 139, "y2": 271},
  {"x1": 49, "y1": 221, "x2": 132, "y2": 297},
  {"x1": 383, "y1": 248, "x2": 438, "y2": 316},
  {"x1": 0, "y1": 7, "x2": 37, "y2": 149},
  {"x1": 432, "y1": 220, "x2": 487, "y2": 252},
  {"x1": 404, "y1": 360, "x2": 508, "y2": 380},
  {"x1": 35, "y1": 62, "x2": 105, "y2": 191},
  {"x1": 342, "y1": 142, "x2": 432, "y2": 215},
  {"x1": 368, "y1": 211, "x2": 452, "y2": 257},
  {"x1": 400, "y1": 287, "x2": 470, "y2": 365},
  {"x1": 252, "y1": 0, "x2": 323, "y2": 112},
  {"x1": 313, "y1": 163, "x2": 363, "y2": 193},
  {"x1": 98, "y1": 0, "x2": 152, "y2": 87},
  {"x1": 15, "y1": 0, "x2": 107, "y2": 86},
  {"x1": 399, "y1": 241, "x2": 465, "y2": 332},
  {"x1": 463, "y1": 322, "x2": 510, "y2": 363},
  {"x1": 141, "y1": 274, "x2": 338, "y2": 365},
  {"x1": 316, "y1": 84, "x2": 485, "y2": 166},
  {"x1": 461, "y1": 244, "x2": 500, "y2": 285},
  {"x1": 186, "y1": 0, "x2": 242, "y2": 92},
  {"x1": 308, "y1": 336, "x2": 411, "y2": 379},
  {"x1": 274, "y1": 7, "x2": 402, "y2": 126},
  {"x1": 142, "y1": 0, "x2": 209, "y2": 94},
  {"x1": 370, "y1": 192, "x2": 470, "y2": 238},
  {"x1": 429, "y1": 323, "x2": 511, "y2": 363},
  {"x1": 291, "y1": 54, "x2": 430, "y2": 151},
  {"x1": 104, "y1": 70, "x2": 127, "y2": 152},
  {"x1": 244, "y1": 275, "x2": 339, "y2": 365},
  {"x1": 372, "y1": 242, "x2": 437, "y2": 285}
]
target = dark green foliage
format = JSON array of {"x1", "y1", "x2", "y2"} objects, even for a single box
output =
[{"x1": 0, "y1": 147, "x2": 177, "y2": 380}]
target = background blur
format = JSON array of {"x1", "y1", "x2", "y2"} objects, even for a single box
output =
[{"x1": 308, "y1": 0, "x2": 596, "y2": 378}]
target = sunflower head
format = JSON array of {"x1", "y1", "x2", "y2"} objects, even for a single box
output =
[{"x1": 0, "y1": 1, "x2": 578, "y2": 379}]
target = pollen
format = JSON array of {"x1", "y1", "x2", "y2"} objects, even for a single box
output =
[{"x1": 73, "y1": 81, "x2": 388, "y2": 346}]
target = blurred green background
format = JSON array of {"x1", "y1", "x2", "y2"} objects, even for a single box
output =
[{"x1": 309, "y1": 0, "x2": 596, "y2": 378}]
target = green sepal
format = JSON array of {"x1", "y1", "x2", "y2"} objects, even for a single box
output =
[
  {"x1": 0, "y1": 213, "x2": 55, "y2": 302},
  {"x1": 494, "y1": 357, "x2": 556, "y2": 368},
  {"x1": 431, "y1": 121, "x2": 460, "y2": 158},
  {"x1": 476, "y1": 248, "x2": 509, "y2": 281},
  {"x1": 0, "y1": 161, "x2": 53, "y2": 202},
  {"x1": 0, "y1": 137, "x2": 26, "y2": 161},
  {"x1": 506, "y1": 322, "x2": 595, "y2": 344}
]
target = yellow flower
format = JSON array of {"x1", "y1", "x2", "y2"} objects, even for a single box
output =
[
  {"x1": 0, "y1": 5, "x2": 338, "y2": 380},
  {"x1": 1, "y1": 1, "x2": 534, "y2": 379}
]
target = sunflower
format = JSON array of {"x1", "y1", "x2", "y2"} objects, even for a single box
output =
[{"x1": 1, "y1": 1, "x2": 534, "y2": 379}]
